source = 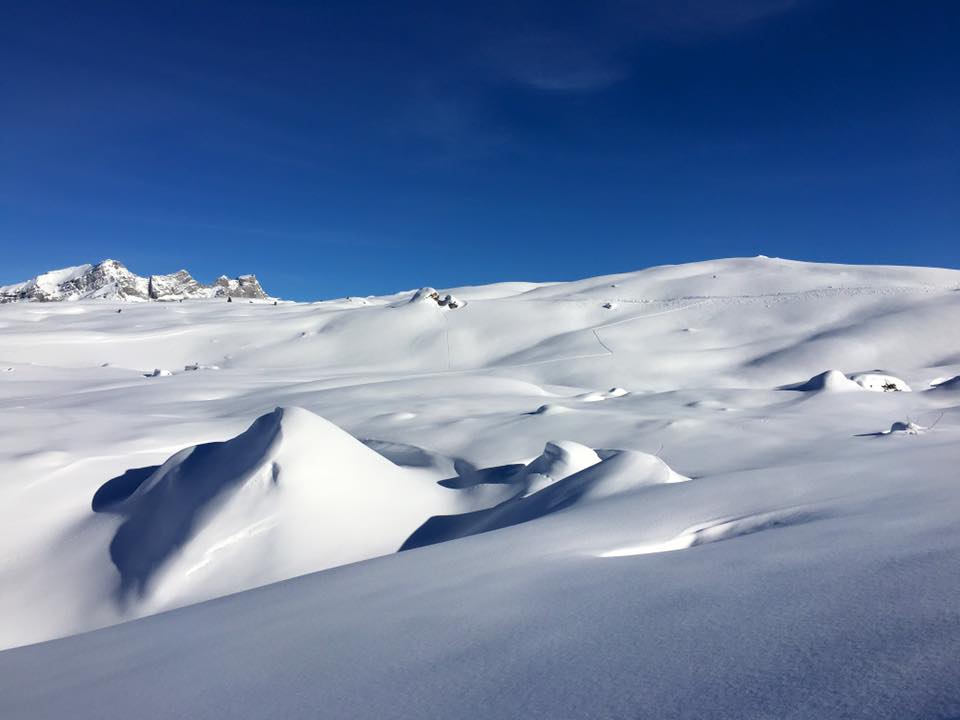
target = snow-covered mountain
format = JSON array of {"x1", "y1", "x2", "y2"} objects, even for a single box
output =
[
  {"x1": 1, "y1": 257, "x2": 959, "y2": 719},
  {"x1": 0, "y1": 259, "x2": 270, "y2": 302}
]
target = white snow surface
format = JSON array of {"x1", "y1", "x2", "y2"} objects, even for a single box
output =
[{"x1": 1, "y1": 256, "x2": 960, "y2": 719}]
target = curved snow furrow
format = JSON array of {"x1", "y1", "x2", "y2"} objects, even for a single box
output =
[
  {"x1": 599, "y1": 507, "x2": 826, "y2": 557},
  {"x1": 590, "y1": 299, "x2": 712, "y2": 356}
]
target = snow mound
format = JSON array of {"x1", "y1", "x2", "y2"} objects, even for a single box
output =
[
  {"x1": 403, "y1": 448, "x2": 688, "y2": 550},
  {"x1": 520, "y1": 441, "x2": 601, "y2": 495},
  {"x1": 144, "y1": 368, "x2": 173, "y2": 378},
  {"x1": 788, "y1": 370, "x2": 911, "y2": 393},
  {"x1": 886, "y1": 420, "x2": 924, "y2": 435},
  {"x1": 929, "y1": 375, "x2": 960, "y2": 391},
  {"x1": 580, "y1": 387, "x2": 630, "y2": 402},
  {"x1": 849, "y1": 372, "x2": 911, "y2": 392},
  {"x1": 97, "y1": 407, "x2": 451, "y2": 608},
  {"x1": 787, "y1": 370, "x2": 863, "y2": 392}
]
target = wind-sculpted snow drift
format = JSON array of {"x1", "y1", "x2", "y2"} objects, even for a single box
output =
[
  {"x1": 94, "y1": 407, "x2": 463, "y2": 608},
  {"x1": 404, "y1": 446, "x2": 688, "y2": 550},
  {"x1": 91, "y1": 408, "x2": 681, "y2": 613},
  {"x1": 1, "y1": 257, "x2": 960, "y2": 719}
]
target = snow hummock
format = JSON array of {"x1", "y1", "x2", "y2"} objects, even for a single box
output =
[
  {"x1": 789, "y1": 369, "x2": 864, "y2": 392},
  {"x1": 930, "y1": 375, "x2": 960, "y2": 391},
  {"x1": 403, "y1": 448, "x2": 689, "y2": 551},
  {"x1": 580, "y1": 387, "x2": 630, "y2": 402},
  {"x1": 520, "y1": 440, "x2": 601, "y2": 494},
  {"x1": 886, "y1": 420, "x2": 924, "y2": 435},
  {"x1": 788, "y1": 370, "x2": 912, "y2": 393}
]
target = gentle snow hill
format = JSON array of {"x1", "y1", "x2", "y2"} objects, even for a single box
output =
[
  {"x1": 3, "y1": 256, "x2": 957, "y2": 389},
  {"x1": 1, "y1": 257, "x2": 960, "y2": 718}
]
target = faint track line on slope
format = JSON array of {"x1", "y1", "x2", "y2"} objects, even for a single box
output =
[
  {"x1": 440, "y1": 309, "x2": 453, "y2": 371},
  {"x1": 588, "y1": 299, "x2": 712, "y2": 358}
]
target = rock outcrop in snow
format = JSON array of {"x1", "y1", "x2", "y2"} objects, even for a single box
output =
[
  {"x1": 409, "y1": 287, "x2": 462, "y2": 309},
  {"x1": 0, "y1": 260, "x2": 270, "y2": 302}
]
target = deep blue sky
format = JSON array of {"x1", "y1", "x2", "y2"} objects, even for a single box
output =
[{"x1": 1, "y1": 1, "x2": 957, "y2": 300}]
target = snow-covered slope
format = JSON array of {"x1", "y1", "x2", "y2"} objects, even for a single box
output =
[
  {"x1": 0, "y1": 259, "x2": 270, "y2": 302},
  {"x1": 1, "y1": 256, "x2": 959, "y2": 719}
]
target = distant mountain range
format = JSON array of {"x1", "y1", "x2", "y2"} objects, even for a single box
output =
[{"x1": 0, "y1": 259, "x2": 270, "y2": 302}]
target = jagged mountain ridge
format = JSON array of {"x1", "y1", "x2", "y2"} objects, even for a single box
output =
[{"x1": 0, "y1": 260, "x2": 269, "y2": 302}]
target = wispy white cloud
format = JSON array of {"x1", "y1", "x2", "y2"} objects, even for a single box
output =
[
  {"x1": 488, "y1": 32, "x2": 629, "y2": 92},
  {"x1": 383, "y1": 0, "x2": 810, "y2": 153},
  {"x1": 483, "y1": 0, "x2": 805, "y2": 92}
]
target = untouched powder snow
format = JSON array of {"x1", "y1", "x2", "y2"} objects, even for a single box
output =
[{"x1": 1, "y1": 257, "x2": 960, "y2": 719}]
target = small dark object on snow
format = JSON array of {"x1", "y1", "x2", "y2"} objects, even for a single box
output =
[
  {"x1": 116, "y1": 309, "x2": 122, "y2": 313},
  {"x1": 227, "y1": 296, "x2": 232, "y2": 303}
]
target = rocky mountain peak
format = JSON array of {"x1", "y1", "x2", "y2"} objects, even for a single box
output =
[{"x1": 0, "y1": 261, "x2": 272, "y2": 303}]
